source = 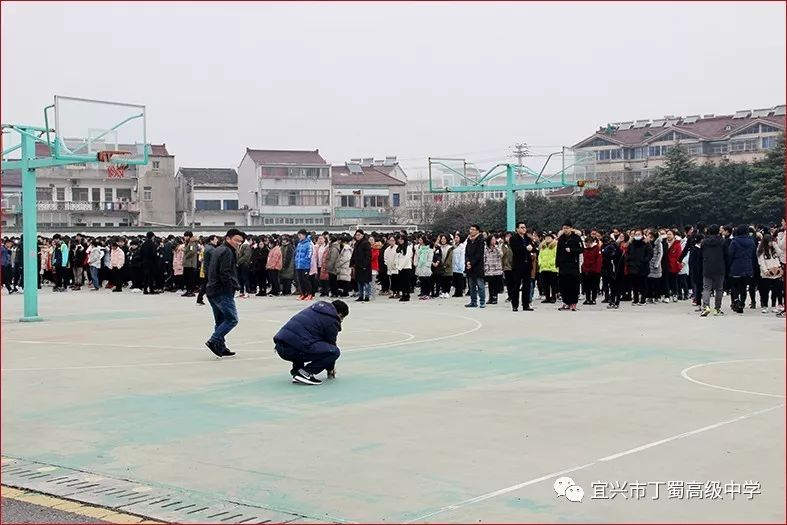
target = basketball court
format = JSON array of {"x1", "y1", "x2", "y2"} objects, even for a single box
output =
[{"x1": 2, "y1": 290, "x2": 784, "y2": 523}]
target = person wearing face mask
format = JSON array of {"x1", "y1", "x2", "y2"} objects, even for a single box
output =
[
  {"x1": 581, "y1": 236, "x2": 602, "y2": 305},
  {"x1": 625, "y1": 229, "x2": 651, "y2": 306},
  {"x1": 556, "y1": 221, "x2": 582, "y2": 311},
  {"x1": 603, "y1": 233, "x2": 626, "y2": 309}
]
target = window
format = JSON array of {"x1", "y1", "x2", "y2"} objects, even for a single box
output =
[
  {"x1": 762, "y1": 136, "x2": 778, "y2": 150},
  {"x1": 686, "y1": 144, "x2": 703, "y2": 155},
  {"x1": 760, "y1": 124, "x2": 780, "y2": 134},
  {"x1": 408, "y1": 192, "x2": 422, "y2": 202},
  {"x1": 287, "y1": 192, "x2": 297, "y2": 205},
  {"x1": 363, "y1": 195, "x2": 388, "y2": 208},
  {"x1": 36, "y1": 187, "x2": 53, "y2": 201},
  {"x1": 91, "y1": 188, "x2": 101, "y2": 202},
  {"x1": 143, "y1": 186, "x2": 152, "y2": 201},
  {"x1": 92, "y1": 223, "x2": 101, "y2": 227},
  {"x1": 264, "y1": 193, "x2": 279, "y2": 206},
  {"x1": 105, "y1": 222, "x2": 115, "y2": 227},
  {"x1": 490, "y1": 191, "x2": 505, "y2": 200},
  {"x1": 340, "y1": 195, "x2": 357, "y2": 207},
  {"x1": 730, "y1": 139, "x2": 758, "y2": 152},
  {"x1": 56, "y1": 187, "x2": 65, "y2": 201},
  {"x1": 223, "y1": 222, "x2": 236, "y2": 226},
  {"x1": 72, "y1": 188, "x2": 89, "y2": 201},
  {"x1": 734, "y1": 124, "x2": 759, "y2": 136},
  {"x1": 710, "y1": 142, "x2": 729, "y2": 154},
  {"x1": 104, "y1": 188, "x2": 113, "y2": 201},
  {"x1": 392, "y1": 193, "x2": 401, "y2": 207},
  {"x1": 648, "y1": 145, "x2": 672, "y2": 157},
  {"x1": 116, "y1": 189, "x2": 132, "y2": 200},
  {"x1": 152, "y1": 161, "x2": 160, "y2": 169},
  {"x1": 195, "y1": 199, "x2": 221, "y2": 210},
  {"x1": 596, "y1": 149, "x2": 622, "y2": 161},
  {"x1": 223, "y1": 199, "x2": 238, "y2": 210}
]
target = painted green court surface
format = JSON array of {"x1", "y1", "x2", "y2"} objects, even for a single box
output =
[{"x1": 2, "y1": 290, "x2": 785, "y2": 523}]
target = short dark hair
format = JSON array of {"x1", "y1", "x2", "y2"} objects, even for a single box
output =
[
  {"x1": 707, "y1": 224, "x2": 720, "y2": 235},
  {"x1": 184, "y1": 231, "x2": 193, "y2": 238},
  {"x1": 563, "y1": 220, "x2": 573, "y2": 228},
  {"x1": 470, "y1": 224, "x2": 480, "y2": 230},
  {"x1": 517, "y1": 222, "x2": 526, "y2": 229},
  {"x1": 332, "y1": 299, "x2": 349, "y2": 318},
  {"x1": 146, "y1": 231, "x2": 155, "y2": 239},
  {"x1": 207, "y1": 234, "x2": 218, "y2": 242},
  {"x1": 225, "y1": 228, "x2": 245, "y2": 240},
  {"x1": 297, "y1": 229, "x2": 308, "y2": 236}
]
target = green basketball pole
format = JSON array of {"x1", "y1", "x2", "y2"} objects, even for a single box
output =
[{"x1": 19, "y1": 128, "x2": 41, "y2": 321}]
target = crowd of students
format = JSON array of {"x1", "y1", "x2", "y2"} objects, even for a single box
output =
[{"x1": 1, "y1": 219, "x2": 784, "y2": 318}]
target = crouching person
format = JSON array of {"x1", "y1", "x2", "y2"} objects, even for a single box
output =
[{"x1": 274, "y1": 300, "x2": 349, "y2": 385}]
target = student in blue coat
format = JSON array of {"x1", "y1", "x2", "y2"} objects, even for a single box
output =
[{"x1": 273, "y1": 299, "x2": 349, "y2": 385}]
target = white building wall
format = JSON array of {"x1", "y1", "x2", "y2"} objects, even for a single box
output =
[{"x1": 237, "y1": 153, "x2": 258, "y2": 209}]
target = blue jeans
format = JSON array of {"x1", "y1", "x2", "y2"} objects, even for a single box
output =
[
  {"x1": 207, "y1": 293, "x2": 239, "y2": 345},
  {"x1": 357, "y1": 281, "x2": 372, "y2": 299},
  {"x1": 90, "y1": 266, "x2": 100, "y2": 289},
  {"x1": 467, "y1": 275, "x2": 486, "y2": 306}
]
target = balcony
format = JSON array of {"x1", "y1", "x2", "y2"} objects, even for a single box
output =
[
  {"x1": 334, "y1": 207, "x2": 391, "y2": 219},
  {"x1": 36, "y1": 201, "x2": 140, "y2": 213}
]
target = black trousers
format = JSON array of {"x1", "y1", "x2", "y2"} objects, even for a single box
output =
[
  {"x1": 631, "y1": 274, "x2": 647, "y2": 303},
  {"x1": 729, "y1": 276, "x2": 749, "y2": 309},
  {"x1": 143, "y1": 263, "x2": 157, "y2": 293},
  {"x1": 328, "y1": 273, "x2": 339, "y2": 296},
  {"x1": 268, "y1": 270, "x2": 281, "y2": 295},
  {"x1": 583, "y1": 273, "x2": 600, "y2": 302},
  {"x1": 509, "y1": 270, "x2": 531, "y2": 310},
  {"x1": 197, "y1": 277, "x2": 207, "y2": 302},
  {"x1": 379, "y1": 271, "x2": 390, "y2": 293},
  {"x1": 452, "y1": 272, "x2": 465, "y2": 297},
  {"x1": 255, "y1": 268, "x2": 268, "y2": 295},
  {"x1": 418, "y1": 276, "x2": 431, "y2": 297},
  {"x1": 111, "y1": 267, "x2": 123, "y2": 291},
  {"x1": 559, "y1": 274, "x2": 580, "y2": 305},
  {"x1": 647, "y1": 277, "x2": 662, "y2": 300},
  {"x1": 609, "y1": 276, "x2": 622, "y2": 306},
  {"x1": 540, "y1": 271, "x2": 558, "y2": 302},
  {"x1": 275, "y1": 342, "x2": 339, "y2": 376},
  {"x1": 183, "y1": 267, "x2": 197, "y2": 293},
  {"x1": 297, "y1": 270, "x2": 312, "y2": 296},
  {"x1": 2, "y1": 265, "x2": 12, "y2": 292}
]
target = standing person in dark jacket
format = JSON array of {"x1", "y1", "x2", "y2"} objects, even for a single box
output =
[
  {"x1": 509, "y1": 222, "x2": 535, "y2": 312},
  {"x1": 556, "y1": 222, "x2": 582, "y2": 311},
  {"x1": 13, "y1": 235, "x2": 24, "y2": 291},
  {"x1": 700, "y1": 224, "x2": 729, "y2": 317},
  {"x1": 182, "y1": 231, "x2": 200, "y2": 297},
  {"x1": 274, "y1": 300, "x2": 349, "y2": 385},
  {"x1": 205, "y1": 229, "x2": 245, "y2": 358},
  {"x1": 464, "y1": 224, "x2": 486, "y2": 308},
  {"x1": 251, "y1": 236, "x2": 269, "y2": 297},
  {"x1": 161, "y1": 235, "x2": 175, "y2": 291},
  {"x1": 625, "y1": 229, "x2": 651, "y2": 306},
  {"x1": 603, "y1": 234, "x2": 626, "y2": 309},
  {"x1": 140, "y1": 231, "x2": 160, "y2": 295},
  {"x1": 280, "y1": 236, "x2": 295, "y2": 295},
  {"x1": 350, "y1": 230, "x2": 372, "y2": 302},
  {"x1": 197, "y1": 235, "x2": 219, "y2": 305},
  {"x1": 727, "y1": 225, "x2": 756, "y2": 314}
]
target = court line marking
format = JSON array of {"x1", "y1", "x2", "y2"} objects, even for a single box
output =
[
  {"x1": 680, "y1": 358, "x2": 786, "y2": 399},
  {"x1": 403, "y1": 402, "x2": 785, "y2": 523},
  {"x1": 0, "y1": 314, "x2": 482, "y2": 372}
]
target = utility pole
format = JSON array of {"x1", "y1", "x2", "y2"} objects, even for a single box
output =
[{"x1": 511, "y1": 142, "x2": 531, "y2": 170}]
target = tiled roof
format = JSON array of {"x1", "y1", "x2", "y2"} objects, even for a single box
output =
[
  {"x1": 246, "y1": 149, "x2": 327, "y2": 166},
  {"x1": 575, "y1": 108, "x2": 785, "y2": 148},
  {"x1": 331, "y1": 165, "x2": 406, "y2": 186},
  {"x1": 178, "y1": 168, "x2": 237, "y2": 186},
  {"x1": 34, "y1": 143, "x2": 171, "y2": 157},
  {"x1": 1, "y1": 169, "x2": 22, "y2": 188}
]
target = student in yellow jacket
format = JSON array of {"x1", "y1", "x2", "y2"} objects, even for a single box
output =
[{"x1": 538, "y1": 232, "x2": 559, "y2": 303}]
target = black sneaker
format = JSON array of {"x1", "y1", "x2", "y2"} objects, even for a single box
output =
[
  {"x1": 205, "y1": 340, "x2": 223, "y2": 358},
  {"x1": 293, "y1": 369, "x2": 322, "y2": 385},
  {"x1": 221, "y1": 346, "x2": 236, "y2": 356},
  {"x1": 522, "y1": 307, "x2": 534, "y2": 311}
]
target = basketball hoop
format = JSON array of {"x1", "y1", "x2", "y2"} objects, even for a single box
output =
[{"x1": 97, "y1": 150, "x2": 131, "y2": 179}]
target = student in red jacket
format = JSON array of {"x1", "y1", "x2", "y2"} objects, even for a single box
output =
[
  {"x1": 581, "y1": 236, "x2": 603, "y2": 305},
  {"x1": 665, "y1": 229, "x2": 683, "y2": 302}
]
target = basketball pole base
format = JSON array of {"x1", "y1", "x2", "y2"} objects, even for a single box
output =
[{"x1": 19, "y1": 316, "x2": 44, "y2": 323}]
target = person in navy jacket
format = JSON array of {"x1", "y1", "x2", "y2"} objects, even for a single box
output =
[{"x1": 274, "y1": 300, "x2": 350, "y2": 385}]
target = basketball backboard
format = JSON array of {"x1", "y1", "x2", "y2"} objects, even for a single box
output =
[{"x1": 49, "y1": 96, "x2": 148, "y2": 165}]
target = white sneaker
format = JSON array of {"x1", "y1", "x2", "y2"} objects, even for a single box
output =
[
  {"x1": 762, "y1": 308, "x2": 769, "y2": 314},
  {"x1": 662, "y1": 298, "x2": 670, "y2": 303}
]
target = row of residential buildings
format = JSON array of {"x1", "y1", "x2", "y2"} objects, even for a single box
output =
[{"x1": 1, "y1": 104, "x2": 783, "y2": 230}]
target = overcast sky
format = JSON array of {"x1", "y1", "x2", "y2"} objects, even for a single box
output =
[{"x1": 2, "y1": 1, "x2": 785, "y2": 178}]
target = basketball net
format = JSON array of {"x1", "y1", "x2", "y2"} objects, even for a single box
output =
[{"x1": 97, "y1": 150, "x2": 130, "y2": 179}]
